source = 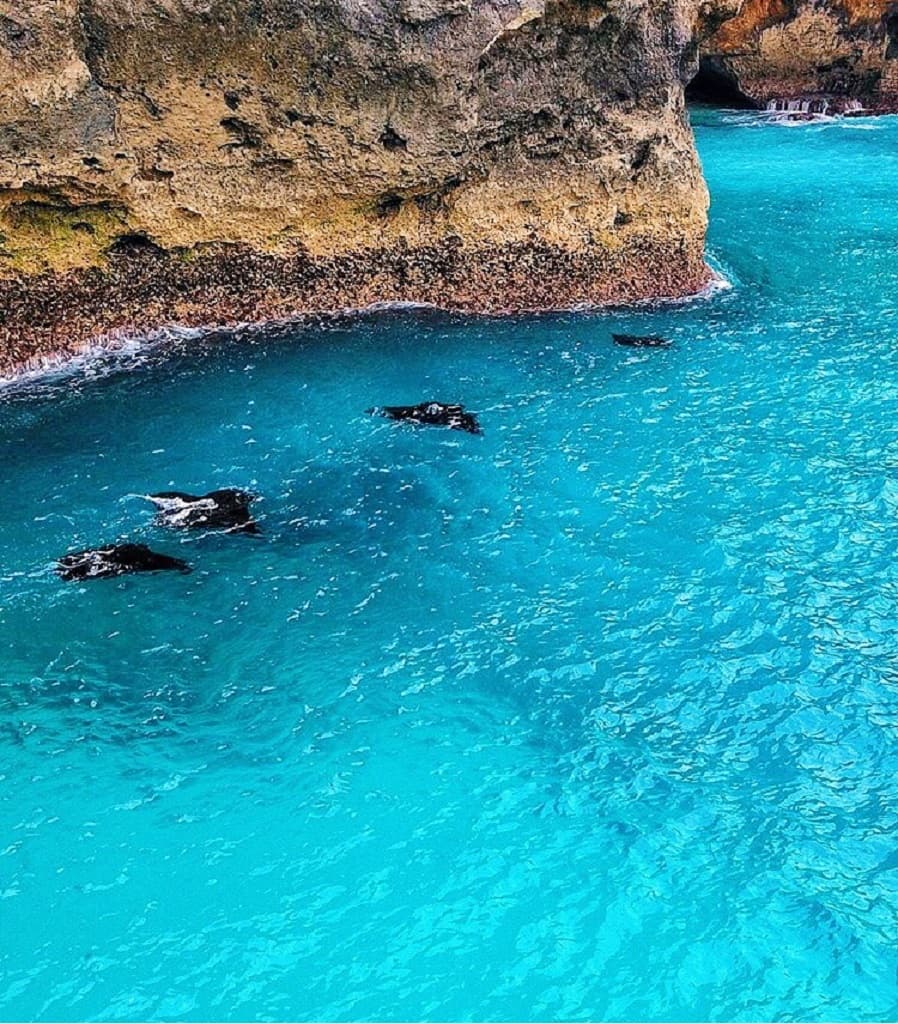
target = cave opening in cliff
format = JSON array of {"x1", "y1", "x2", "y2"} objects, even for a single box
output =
[
  {"x1": 886, "y1": 12, "x2": 898, "y2": 59},
  {"x1": 686, "y1": 56, "x2": 754, "y2": 108}
]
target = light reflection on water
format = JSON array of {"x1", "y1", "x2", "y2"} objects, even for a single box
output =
[{"x1": 2, "y1": 111, "x2": 898, "y2": 1020}]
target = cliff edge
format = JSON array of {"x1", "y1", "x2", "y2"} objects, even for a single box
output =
[{"x1": 0, "y1": 0, "x2": 731, "y2": 375}]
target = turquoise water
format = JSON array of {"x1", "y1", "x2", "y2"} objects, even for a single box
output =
[{"x1": 4, "y1": 109, "x2": 898, "y2": 1021}]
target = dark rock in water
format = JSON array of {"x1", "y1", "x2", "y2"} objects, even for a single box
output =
[
  {"x1": 57, "y1": 543, "x2": 191, "y2": 581},
  {"x1": 369, "y1": 402, "x2": 482, "y2": 435},
  {"x1": 144, "y1": 489, "x2": 260, "y2": 533},
  {"x1": 612, "y1": 333, "x2": 672, "y2": 349}
]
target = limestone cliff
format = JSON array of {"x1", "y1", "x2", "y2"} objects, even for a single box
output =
[
  {"x1": 0, "y1": 0, "x2": 730, "y2": 375},
  {"x1": 696, "y1": 0, "x2": 898, "y2": 111}
]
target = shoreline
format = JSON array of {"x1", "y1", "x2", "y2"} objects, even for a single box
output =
[
  {"x1": 0, "y1": 236, "x2": 715, "y2": 384},
  {"x1": 0, "y1": 265, "x2": 732, "y2": 392}
]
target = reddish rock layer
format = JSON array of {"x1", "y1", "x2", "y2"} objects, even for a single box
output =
[{"x1": 0, "y1": 236, "x2": 711, "y2": 377}]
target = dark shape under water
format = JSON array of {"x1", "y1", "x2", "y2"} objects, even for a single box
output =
[
  {"x1": 56, "y1": 543, "x2": 191, "y2": 581},
  {"x1": 612, "y1": 333, "x2": 672, "y2": 349},
  {"x1": 369, "y1": 402, "x2": 482, "y2": 434},
  {"x1": 145, "y1": 489, "x2": 260, "y2": 534}
]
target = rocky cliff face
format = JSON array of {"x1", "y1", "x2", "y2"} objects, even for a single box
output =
[
  {"x1": 0, "y1": 0, "x2": 729, "y2": 375},
  {"x1": 696, "y1": 0, "x2": 898, "y2": 111}
]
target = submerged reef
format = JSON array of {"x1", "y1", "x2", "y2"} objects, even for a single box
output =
[{"x1": 0, "y1": 0, "x2": 735, "y2": 375}]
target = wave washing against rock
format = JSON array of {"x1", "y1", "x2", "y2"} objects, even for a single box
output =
[{"x1": 0, "y1": 261, "x2": 736, "y2": 394}]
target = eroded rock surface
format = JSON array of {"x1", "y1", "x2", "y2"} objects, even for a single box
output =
[
  {"x1": 0, "y1": 0, "x2": 732, "y2": 375},
  {"x1": 696, "y1": 0, "x2": 898, "y2": 111}
]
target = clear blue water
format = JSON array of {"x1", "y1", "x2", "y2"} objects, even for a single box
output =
[{"x1": 4, "y1": 109, "x2": 898, "y2": 1021}]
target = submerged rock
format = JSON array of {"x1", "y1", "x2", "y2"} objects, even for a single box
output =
[
  {"x1": 370, "y1": 402, "x2": 482, "y2": 434},
  {"x1": 145, "y1": 489, "x2": 259, "y2": 534},
  {"x1": 0, "y1": 0, "x2": 737, "y2": 375},
  {"x1": 613, "y1": 333, "x2": 672, "y2": 348},
  {"x1": 57, "y1": 543, "x2": 191, "y2": 581}
]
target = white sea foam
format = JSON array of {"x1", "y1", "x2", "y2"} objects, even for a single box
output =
[
  {"x1": 0, "y1": 324, "x2": 205, "y2": 393},
  {"x1": 0, "y1": 303, "x2": 451, "y2": 393}
]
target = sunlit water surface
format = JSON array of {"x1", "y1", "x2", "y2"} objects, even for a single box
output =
[{"x1": 3, "y1": 109, "x2": 898, "y2": 1021}]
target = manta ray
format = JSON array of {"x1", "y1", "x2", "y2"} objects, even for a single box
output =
[{"x1": 143, "y1": 488, "x2": 260, "y2": 534}]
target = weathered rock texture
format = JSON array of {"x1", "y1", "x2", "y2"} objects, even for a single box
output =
[
  {"x1": 0, "y1": 0, "x2": 730, "y2": 375},
  {"x1": 696, "y1": 0, "x2": 898, "y2": 111}
]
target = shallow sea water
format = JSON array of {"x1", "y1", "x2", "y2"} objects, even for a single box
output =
[{"x1": 4, "y1": 109, "x2": 898, "y2": 1021}]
